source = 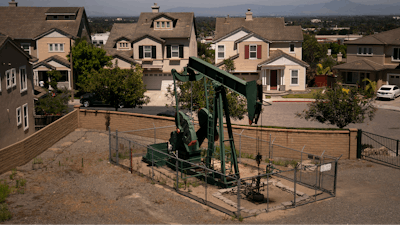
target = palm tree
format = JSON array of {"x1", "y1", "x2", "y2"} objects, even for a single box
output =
[
  {"x1": 362, "y1": 78, "x2": 377, "y2": 93},
  {"x1": 316, "y1": 63, "x2": 333, "y2": 76}
]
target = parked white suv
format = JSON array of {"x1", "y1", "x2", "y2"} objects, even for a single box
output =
[{"x1": 377, "y1": 85, "x2": 400, "y2": 100}]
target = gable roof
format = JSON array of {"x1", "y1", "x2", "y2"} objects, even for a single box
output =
[
  {"x1": 104, "y1": 23, "x2": 137, "y2": 49},
  {"x1": 151, "y1": 13, "x2": 176, "y2": 21},
  {"x1": 0, "y1": 6, "x2": 86, "y2": 39},
  {"x1": 345, "y1": 27, "x2": 400, "y2": 45},
  {"x1": 214, "y1": 54, "x2": 240, "y2": 67},
  {"x1": 332, "y1": 59, "x2": 393, "y2": 71},
  {"x1": 234, "y1": 32, "x2": 270, "y2": 45},
  {"x1": 258, "y1": 50, "x2": 309, "y2": 68},
  {"x1": 0, "y1": 36, "x2": 32, "y2": 61},
  {"x1": 33, "y1": 55, "x2": 71, "y2": 69},
  {"x1": 214, "y1": 17, "x2": 303, "y2": 42}
]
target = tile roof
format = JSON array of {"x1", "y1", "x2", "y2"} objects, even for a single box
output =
[
  {"x1": 0, "y1": 6, "x2": 85, "y2": 39},
  {"x1": 214, "y1": 17, "x2": 303, "y2": 42},
  {"x1": 258, "y1": 50, "x2": 309, "y2": 68},
  {"x1": 332, "y1": 59, "x2": 389, "y2": 71},
  {"x1": 104, "y1": 23, "x2": 137, "y2": 49},
  {"x1": 345, "y1": 27, "x2": 400, "y2": 45},
  {"x1": 0, "y1": 35, "x2": 32, "y2": 60},
  {"x1": 45, "y1": 7, "x2": 79, "y2": 14}
]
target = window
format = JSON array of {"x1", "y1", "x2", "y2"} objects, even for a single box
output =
[
  {"x1": 393, "y1": 47, "x2": 400, "y2": 61},
  {"x1": 144, "y1": 46, "x2": 152, "y2": 58},
  {"x1": 93, "y1": 40, "x2": 98, "y2": 44},
  {"x1": 49, "y1": 43, "x2": 64, "y2": 52},
  {"x1": 99, "y1": 40, "x2": 104, "y2": 45},
  {"x1": 358, "y1": 47, "x2": 373, "y2": 55},
  {"x1": 162, "y1": 22, "x2": 165, "y2": 28},
  {"x1": 16, "y1": 107, "x2": 21, "y2": 126},
  {"x1": 6, "y1": 69, "x2": 16, "y2": 89},
  {"x1": 217, "y1": 45, "x2": 224, "y2": 58},
  {"x1": 22, "y1": 103, "x2": 29, "y2": 130},
  {"x1": 249, "y1": 45, "x2": 257, "y2": 59},
  {"x1": 53, "y1": 15, "x2": 58, "y2": 20},
  {"x1": 171, "y1": 45, "x2": 179, "y2": 57},
  {"x1": 156, "y1": 21, "x2": 160, "y2": 28},
  {"x1": 167, "y1": 22, "x2": 170, "y2": 28},
  {"x1": 290, "y1": 44, "x2": 295, "y2": 53},
  {"x1": 64, "y1": 15, "x2": 70, "y2": 20},
  {"x1": 21, "y1": 43, "x2": 30, "y2": 55},
  {"x1": 291, "y1": 70, "x2": 299, "y2": 85},
  {"x1": 20, "y1": 66, "x2": 27, "y2": 92}
]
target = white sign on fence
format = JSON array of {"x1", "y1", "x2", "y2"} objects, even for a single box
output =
[{"x1": 320, "y1": 163, "x2": 332, "y2": 172}]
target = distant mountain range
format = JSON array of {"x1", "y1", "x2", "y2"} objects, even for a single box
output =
[{"x1": 164, "y1": 0, "x2": 400, "y2": 17}]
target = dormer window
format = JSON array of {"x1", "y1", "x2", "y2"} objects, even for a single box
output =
[
  {"x1": 117, "y1": 41, "x2": 130, "y2": 50},
  {"x1": 153, "y1": 15, "x2": 174, "y2": 30},
  {"x1": 53, "y1": 16, "x2": 58, "y2": 20},
  {"x1": 167, "y1": 22, "x2": 170, "y2": 28},
  {"x1": 162, "y1": 22, "x2": 165, "y2": 28},
  {"x1": 156, "y1": 22, "x2": 160, "y2": 28},
  {"x1": 65, "y1": 15, "x2": 70, "y2": 19}
]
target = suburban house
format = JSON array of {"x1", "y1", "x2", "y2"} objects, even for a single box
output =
[
  {"x1": 213, "y1": 9, "x2": 309, "y2": 91},
  {"x1": 92, "y1": 31, "x2": 110, "y2": 47},
  {"x1": 0, "y1": 0, "x2": 91, "y2": 90},
  {"x1": 0, "y1": 35, "x2": 35, "y2": 149},
  {"x1": 104, "y1": 3, "x2": 197, "y2": 90},
  {"x1": 333, "y1": 28, "x2": 400, "y2": 88}
]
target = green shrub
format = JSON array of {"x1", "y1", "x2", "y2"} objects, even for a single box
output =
[
  {"x1": 0, "y1": 203, "x2": 12, "y2": 222},
  {"x1": 0, "y1": 182, "x2": 10, "y2": 203}
]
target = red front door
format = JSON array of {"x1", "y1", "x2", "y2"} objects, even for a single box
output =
[{"x1": 270, "y1": 70, "x2": 277, "y2": 90}]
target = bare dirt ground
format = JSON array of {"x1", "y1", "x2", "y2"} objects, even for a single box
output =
[{"x1": 1, "y1": 129, "x2": 400, "y2": 224}]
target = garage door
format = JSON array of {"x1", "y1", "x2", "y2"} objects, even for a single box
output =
[
  {"x1": 389, "y1": 74, "x2": 400, "y2": 86},
  {"x1": 143, "y1": 73, "x2": 173, "y2": 90}
]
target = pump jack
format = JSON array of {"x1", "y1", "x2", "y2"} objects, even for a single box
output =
[{"x1": 143, "y1": 57, "x2": 263, "y2": 187}]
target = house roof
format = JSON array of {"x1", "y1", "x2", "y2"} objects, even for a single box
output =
[
  {"x1": 332, "y1": 59, "x2": 391, "y2": 71},
  {"x1": 0, "y1": 6, "x2": 85, "y2": 39},
  {"x1": 258, "y1": 50, "x2": 309, "y2": 68},
  {"x1": 0, "y1": 35, "x2": 32, "y2": 60},
  {"x1": 33, "y1": 55, "x2": 71, "y2": 69},
  {"x1": 345, "y1": 27, "x2": 400, "y2": 45},
  {"x1": 214, "y1": 54, "x2": 239, "y2": 67},
  {"x1": 214, "y1": 17, "x2": 303, "y2": 42},
  {"x1": 104, "y1": 23, "x2": 137, "y2": 49}
]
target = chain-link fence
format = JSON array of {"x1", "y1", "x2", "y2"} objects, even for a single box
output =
[{"x1": 108, "y1": 125, "x2": 340, "y2": 218}]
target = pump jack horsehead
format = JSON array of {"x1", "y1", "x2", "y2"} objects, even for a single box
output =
[{"x1": 143, "y1": 56, "x2": 263, "y2": 187}]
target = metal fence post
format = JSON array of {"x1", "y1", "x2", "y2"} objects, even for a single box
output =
[
  {"x1": 108, "y1": 126, "x2": 111, "y2": 163},
  {"x1": 397, "y1": 139, "x2": 399, "y2": 157},
  {"x1": 334, "y1": 159, "x2": 338, "y2": 196},
  {"x1": 300, "y1": 145, "x2": 305, "y2": 183},
  {"x1": 176, "y1": 153, "x2": 179, "y2": 191},
  {"x1": 153, "y1": 123, "x2": 156, "y2": 144},
  {"x1": 205, "y1": 168, "x2": 208, "y2": 205},
  {"x1": 152, "y1": 144, "x2": 154, "y2": 181},
  {"x1": 237, "y1": 177, "x2": 241, "y2": 218},
  {"x1": 129, "y1": 140, "x2": 132, "y2": 173},
  {"x1": 293, "y1": 167, "x2": 297, "y2": 207},
  {"x1": 116, "y1": 129, "x2": 119, "y2": 164},
  {"x1": 239, "y1": 129, "x2": 244, "y2": 163},
  {"x1": 357, "y1": 129, "x2": 362, "y2": 158}
]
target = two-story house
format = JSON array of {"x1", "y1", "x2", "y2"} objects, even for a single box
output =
[
  {"x1": 0, "y1": 35, "x2": 35, "y2": 149},
  {"x1": 104, "y1": 3, "x2": 197, "y2": 90},
  {"x1": 213, "y1": 9, "x2": 309, "y2": 91},
  {"x1": 0, "y1": 1, "x2": 91, "y2": 90},
  {"x1": 333, "y1": 28, "x2": 400, "y2": 88}
]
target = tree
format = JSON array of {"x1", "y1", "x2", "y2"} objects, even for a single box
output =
[
  {"x1": 296, "y1": 84, "x2": 376, "y2": 128},
  {"x1": 166, "y1": 79, "x2": 247, "y2": 120},
  {"x1": 303, "y1": 34, "x2": 328, "y2": 69},
  {"x1": 67, "y1": 38, "x2": 113, "y2": 88},
  {"x1": 316, "y1": 63, "x2": 333, "y2": 76},
  {"x1": 197, "y1": 41, "x2": 215, "y2": 64},
  {"x1": 222, "y1": 58, "x2": 235, "y2": 73},
  {"x1": 82, "y1": 63, "x2": 149, "y2": 111},
  {"x1": 362, "y1": 78, "x2": 377, "y2": 99},
  {"x1": 46, "y1": 70, "x2": 62, "y2": 91}
]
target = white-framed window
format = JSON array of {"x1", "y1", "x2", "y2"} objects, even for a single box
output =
[
  {"x1": 171, "y1": 45, "x2": 179, "y2": 57},
  {"x1": 49, "y1": 43, "x2": 64, "y2": 52},
  {"x1": 64, "y1": 15, "x2": 70, "y2": 20},
  {"x1": 392, "y1": 47, "x2": 400, "y2": 61},
  {"x1": 144, "y1": 46, "x2": 152, "y2": 58},
  {"x1": 16, "y1": 107, "x2": 22, "y2": 126},
  {"x1": 167, "y1": 21, "x2": 170, "y2": 28},
  {"x1": 162, "y1": 22, "x2": 165, "y2": 28},
  {"x1": 21, "y1": 43, "x2": 30, "y2": 55},
  {"x1": 249, "y1": 45, "x2": 257, "y2": 59},
  {"x1": 291, "y1": 70, "x2": 299, "y2": 85},
  {"x1": 6, "y1": 68, "x2": 16, "y2": 89},
  {"x1": 119, "y1": 42, "x2": 129, "y2": 48},
  {"x1": 217, "y1": 45, "x2": 224, "y2": 59},
  {"x1": 156, "y1": 21, "x2": 160, "y2": 28},
  {"x1": 289, "y1": 43, "x2": 295, "y2": 53},
  {"x1": 22, "y1": 103, "x2": 29, "y2": 130},
  {"x1": 357, "y1": 47, "x2": 373, "y2": 55},
  {"x1": 19, "y1": 66, "x2": 27, "y2": 93}
]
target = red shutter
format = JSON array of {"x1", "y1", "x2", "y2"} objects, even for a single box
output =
[
  {"x1": 257, "y1": 45, "x2": 262, "y2": 59},
  {"x1": 245, "y1": 45, "x2": 249, "y2": 59}
]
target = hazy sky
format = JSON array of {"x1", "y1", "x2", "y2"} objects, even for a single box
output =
[{"x1": 2, "y1": 0, "x2": 400, "y2": 16}]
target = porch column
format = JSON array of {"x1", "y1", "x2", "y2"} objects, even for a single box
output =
[
  {"x1": 68, "y1": 70, "x2": 71, "y2": 90},
  {"x1": 33, "y1": 70, "x2": 38, "y2": 86}
]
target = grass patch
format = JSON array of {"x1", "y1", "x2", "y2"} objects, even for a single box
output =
[
  {"x1": 33, "y1": 158, "x2": 43, "y2": 165},
  {"x1": 0, "y1": 181, "x2": 10, "y2": 203},
  {"x1": 264, "y1": 95, "x2": 271, "y2": 99},
  {"x1": 282, "y1": 89, "x2": 324, "y2": 99},
  {"x1": 266, "y1": 159, "x2": 299, "y2": 168},
  {"x1": 113, "y1": 152, "x2": 130, "y2": 160}
]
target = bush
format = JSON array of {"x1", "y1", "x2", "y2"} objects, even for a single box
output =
[
  {"x1": 0, "y1": 203, "x2": 12, "y2": 222},
  {"x1": 0, "y1": 181, "x2": 10, "y2": 203}
]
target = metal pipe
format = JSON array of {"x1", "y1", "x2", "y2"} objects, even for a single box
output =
[
  {"x1": 116, "y1": 129, "x2": 119, "y2": 164},
  {"x1": 237, "y1": 177, "x2": 241, "y2": 218},
  {"x1": 293, "y1": 166, "x2": 297, "y2": 207},
  {"x1": 109, "y1": 126, "x2": 111, "y2": 163},
  {"x1": 300, "y1": 145, "x2": 305, "y2": 183},
  {"x1": 129, "y1": 140, "x2": 132, "y2": 173},
  {"x1": 153, "y1": 123, "x2": 156, "y2": 144},
  {"x1": 239, "y1": 129, "x2": 244, "y2": 163}
]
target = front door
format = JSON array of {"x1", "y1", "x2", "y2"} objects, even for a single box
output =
[{"x1": 270, "y1": 70, "x2": 278, "y2": 90}]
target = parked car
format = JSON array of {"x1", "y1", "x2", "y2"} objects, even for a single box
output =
[
  {"x1": 376, "y1": 85, "x2": 400, "y2": 100},
  {"x1": 80, "y1": 93, "x2": 126, "y2": 108}
]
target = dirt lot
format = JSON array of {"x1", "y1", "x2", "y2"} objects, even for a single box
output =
[{"x1": 1, "y1": 129, "x2": 400, "y2": 224}]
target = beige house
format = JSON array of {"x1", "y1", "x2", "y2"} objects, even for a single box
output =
[
  {"x1": 0, "y1": 36, "x2": 35, "y2": 149},
  {"x1": 0, "y1": 1, "x2": 91, "y2": 90},
  {"x1": 105, "y1": 3, "x2": 197, "y2": 90},
  {"x1": 333, "y1": 28, "x2": 400, "y2": 88},
  {"x1": 213, "y1": 9, "x2": 309, "y2": 91}
]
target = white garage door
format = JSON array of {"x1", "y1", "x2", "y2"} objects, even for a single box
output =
[
  {"x1": 143, "y1": 73, "x2": 173, "y2": 90},
  {"x1": 389, "y1": 74, "x2": 400, "y2": 86}
]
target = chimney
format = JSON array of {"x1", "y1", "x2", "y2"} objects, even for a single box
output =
[
  {"x1": 245, "y1": 8, "x2": 253, "y2": 21},
  {"x1": 337, "y1": 52, "x2": 343, "y2": 62},
  {"x1": 9, "y1": 0, "x2": 18, "y2": 7},
  {"x1": 151, "y1": 3, "x2": 160, "y2": 13},
  {"x1": 224, "y1": 15, "x2": 229, "y2": 23}
]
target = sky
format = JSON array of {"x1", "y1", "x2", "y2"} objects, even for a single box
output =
[{"x1": 2, "y1": 0, "x2": 400, "y2": 16}]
